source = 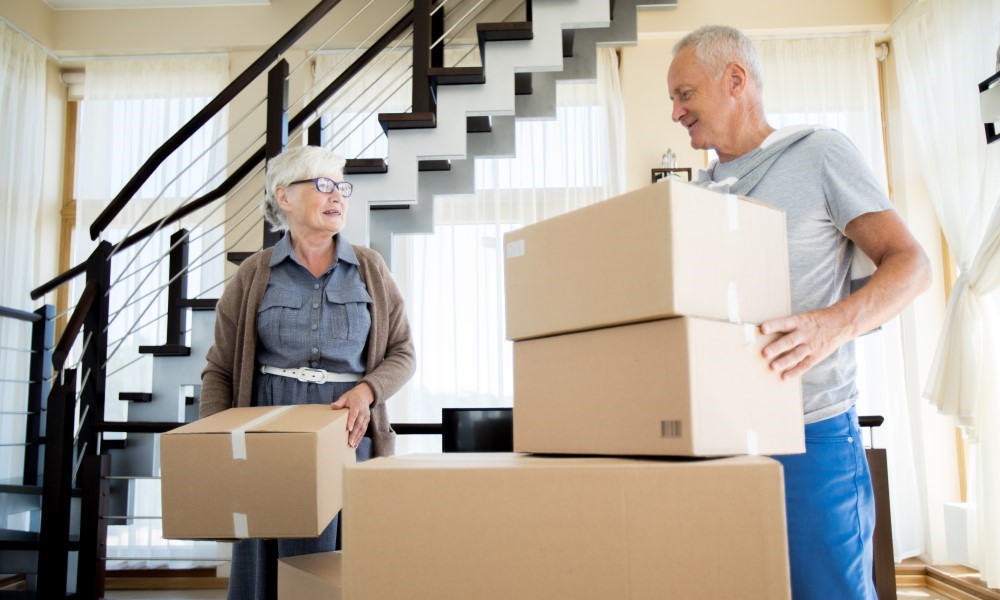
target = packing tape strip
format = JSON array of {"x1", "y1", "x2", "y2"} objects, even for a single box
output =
[
  {"x1": 726, "y1": 194, "x2": 740, "y2": 231},
  {"x1": 746, "y1": 430, "x2": 759, "y2": 456},
  {"x1": 233, "y1": 512, "x2": 249, "y2": 538},
  {"x1": 743, "y1": 323, "x2": 756, "y2": 345},
  {"x1": 727, "y1": 282, "x2": 741, "y2": 323},
  {"x1": 230, "y1": 405, "x2": 296, "y2": 460}
]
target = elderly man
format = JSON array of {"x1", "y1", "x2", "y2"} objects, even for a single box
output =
[{"x1": 668, "y1": 25, "x2": 931, "y2": 599}]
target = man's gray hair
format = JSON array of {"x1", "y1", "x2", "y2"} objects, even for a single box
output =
[
  {"x1": 673, "y1": 25, "x2": 764, "y2": 88},
  {"x1": 262, "y1": 145, "x2": 347, "y2": 232}
]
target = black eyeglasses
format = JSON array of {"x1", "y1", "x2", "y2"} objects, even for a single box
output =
[{"x1": 288, "y1": 177, "x2": 353, "y2": 197}]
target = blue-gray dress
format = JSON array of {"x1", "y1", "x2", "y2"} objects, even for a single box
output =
[{"x1": 227, "y1": 233, "x2": 373, "y2": 600}]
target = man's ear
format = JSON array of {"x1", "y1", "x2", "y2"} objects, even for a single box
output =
[{"x1": 726, "y1": 62, "x2": 748, "y2": 97}]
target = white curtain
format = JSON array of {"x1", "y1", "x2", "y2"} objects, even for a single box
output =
[
  {"x1": 892, "y1": 0, "x2": 1000, "y2": 585},
  {"x1": 755, "y1": 34, "x2": 926, "y2": 562},
  {"x1": 0, "y1": 22, "x2": 46, "y2": 487},
  {"x1": 388, "y1": 48, "x2": 626, "y2": 454},
  {"x1": 597, "y1": 47, "x2": 627, "y2": 196},
  {"x1": 75, "y1": 55, "x2": 230, "y2": 565}
]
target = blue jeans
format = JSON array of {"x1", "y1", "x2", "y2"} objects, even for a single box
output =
[
  {"x1": 774, "y1": 406, "x2": 877, "y2": 600},
  {"x1": 227, "y1": 436, "x2": 372, "y2": 600}
]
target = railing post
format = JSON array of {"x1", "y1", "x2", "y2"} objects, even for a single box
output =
[
  {"x1": 80, "y1": 242, "x2": 112, "y2": 458},
  {"x1": 138, "y1": 229, "x2": 191, "y2": 356},
  {"x1": 264, "y1": 59, "x2": 290, "y2": 249},
  {"x1": 165, "y1": 229, "x2": 188, "y2": 348},
  {"x1": 36, "y1": 367, "x2": 78, "y2": 599},
  {"x1": 308, "y1": 117, "x2": 324, "y2": 147},
  {"x1": 431, "y1": 0, "x2": 444, "y2": 70},
  {"x1": 78, "y1": 453, "x2": 111, "y2": 599},
  {"x1": 412, "y1": 0, "x2": 435, "y2": 113},
  {"x1": 23, "y1": 304, "x2": 54, "y2": 486}
]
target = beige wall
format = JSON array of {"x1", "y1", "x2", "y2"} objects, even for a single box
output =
[
  {"x1": 638, "y1": 0, "x2": 892, "y2": 37},
  {"x1": 1, "y1": 0, "x2": 516, "y2": 57},
  {"x1": 0, "y1": 0, "x2": 54, "y2": 48}
]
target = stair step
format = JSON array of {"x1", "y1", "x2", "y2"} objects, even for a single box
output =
[
  {"x1": 137, "y1": 344, "x2": 190, "y2": 357},
  {"x1": 377, "y1": 111, "x2": 436, "y2": 134},
  {"x1": 562, "y1": 29, "x2": 575, "y2": 57},
  {"x1": 95, "y1": 421, "x2": 182, "y2": 434},
  {"x1": 0, "y1": 485, "x2": 79, "y2": 498},
  {"x1": 467, "y1": 116, "x2": 492, "y2": 133},
  {"x1": 177, "y1": 298, "x2": 217, "y2": 311},
  {"x1": 515, "y1": 72, "x2": 533, "y2": 95},
  {"x1": 226, "y1": 251, "x2": 254, "y2": 266},
  {"x1": 0, "y1": 530, "x2": 79, "y2": 552},
  {"x1": 418, "y1": 160, "x2": 451, "y2": 172},
  {"x1": 477, "y1": 21, "x2": 533, "y2": 43},
  {"x1": 428, "y1": 66, "x2": 485, "y2": 85},
  {"x1": 344, "y1": 158, "x2": 387, "y2": 175},
  {"x1": 119, "y1": 392, "x2": 152, "y2": 403}
]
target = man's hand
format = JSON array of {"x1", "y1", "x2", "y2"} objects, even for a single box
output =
[
  {"x1": 759, "y1": 310, "x2": 851, "y2": 380},
  {"x1": 331, "y1": 382, "x2": 375, "y2": 448}
]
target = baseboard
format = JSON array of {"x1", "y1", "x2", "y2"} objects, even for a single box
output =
[
  {"x1": 0, "y1": 574, "x2": 27, "y2": 591},
  {"x1": 897, "y1": 560, "x2": 1000, "y2": 600},
  {"x1": 105, "y1": 566, "x2": 227, "y2": 591}
]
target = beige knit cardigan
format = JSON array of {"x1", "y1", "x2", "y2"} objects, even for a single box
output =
[{"x1": 199, "y1": 245, "x2": 415, "y2": 457}]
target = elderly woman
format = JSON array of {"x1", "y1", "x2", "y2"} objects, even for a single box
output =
[{"x1": 200, "y1": 144, "x2": 415, "y2": 600}]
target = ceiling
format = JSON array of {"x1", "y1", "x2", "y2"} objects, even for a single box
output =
[{"x1": 43, "y1": 0, "x2": 268, "y2": 9}]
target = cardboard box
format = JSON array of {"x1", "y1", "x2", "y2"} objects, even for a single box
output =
[
  {"x1": 503, "y1": 179, "x2": 790, "y2": 340},
  {"x1": 514, "y1": 317, "x2": 804, "y2": 456},
  {"x1": 343, "y1": 453, "x2": 790, "y2": 600},
  {"x1": 279, "y1": 551, "x2": 342, "y2": 600},
  {"x1": 160, "y1": 404, "x2": 354, "y2": 540}
]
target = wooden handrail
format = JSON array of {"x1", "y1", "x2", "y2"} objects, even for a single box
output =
[
  {"x1": 52, "y1": 279, "x2": 97, "y2": 370},
  {"x1": 0, "y1": 305, "x2": 43, "y2": 323},
  {"x1": 88, "y1": 0, "x2": 343, "y2": 242},
  {"x1": 34, "y1": 7, "x2": 416, "y2": 301},
  {"x1": 31, "y1": 263, "x2": 85, "y2": 301}
]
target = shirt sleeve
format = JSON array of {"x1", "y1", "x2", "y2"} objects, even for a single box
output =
[{"x1": 820, "y1": 130, "x2": 894, "y2": 233}]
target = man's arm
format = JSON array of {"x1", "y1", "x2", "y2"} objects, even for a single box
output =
[{"x1": 759, "y1": 208, "x2": 932, "y2": 379}]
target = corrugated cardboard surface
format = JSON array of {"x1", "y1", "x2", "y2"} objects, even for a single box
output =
[
  {"x1": 279, "y1": 551, "x2": 342, "y2": 600},
  {"x1": 502, "y1": 179, "x2": 790, "y2": 341},
  {"x1": 343, "y1": 453, "x2": 790, "y2": 600},
  {"x1": 513, "y1": 317, "x2": 805, "y2": 456},
  {"x1": 160, "y1": 405, "x2": 354, "y2": 540}
]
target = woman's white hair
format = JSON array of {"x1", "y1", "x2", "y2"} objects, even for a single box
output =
[
  {"x1": 673, "y1": 25, "x2": 764, "y2": 88},
  {"x1": 261, "y1": 145, "x2": 347, "y2": 232}
]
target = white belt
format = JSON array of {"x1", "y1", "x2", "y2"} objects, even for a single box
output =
[{"x1": 259, "y1": 365, "x2": 362, "y2": 384}]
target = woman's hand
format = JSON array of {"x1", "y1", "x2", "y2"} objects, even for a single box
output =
[{"x1": 331, "y1": 382, "x2": 375, "y2": 448}]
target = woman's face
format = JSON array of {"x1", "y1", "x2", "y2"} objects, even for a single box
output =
[{"x1": 276, "y1": 173, "x2": 349, "y2": 238}]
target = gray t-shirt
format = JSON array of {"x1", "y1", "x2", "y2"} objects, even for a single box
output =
[{"x1": 713, "y1": 128, "x2": 892, "y2": 423}]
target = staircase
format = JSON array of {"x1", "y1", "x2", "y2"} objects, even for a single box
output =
[{"x1": 1, "y1": 0, "x2": 675, "y2": 595}]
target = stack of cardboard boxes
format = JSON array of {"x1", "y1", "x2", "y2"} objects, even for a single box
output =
[
  {"x1": 164, "y1": 180, "x2": 808, "y2": 598},
  {"x1": 330, "y1": 180, "x2": 805, "y2": 599}
]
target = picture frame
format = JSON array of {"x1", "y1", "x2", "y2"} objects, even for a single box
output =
[{"x1": 651, "y1": 167, "x2": 693, "y2": 183}]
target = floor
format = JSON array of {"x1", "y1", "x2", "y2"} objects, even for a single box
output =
[
  {"x1": 106, "y1": 592, "x2": 226, "y2": 599},
  {"x1": 103, "y1": 587, "x2": 956, "y2": 599}
]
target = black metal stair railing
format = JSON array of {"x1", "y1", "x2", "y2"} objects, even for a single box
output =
[{"x1": 10, "y1": 0, "x2": 540, "y2": 594}]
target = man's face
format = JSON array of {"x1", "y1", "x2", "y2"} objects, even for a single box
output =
[{"x1": 667, "y1": 46, "x2": 733, "y2": 153}]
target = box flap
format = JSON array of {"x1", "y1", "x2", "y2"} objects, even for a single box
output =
[{"x1": 164, "y1": 405, "x2": 348, "y2": 436}]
